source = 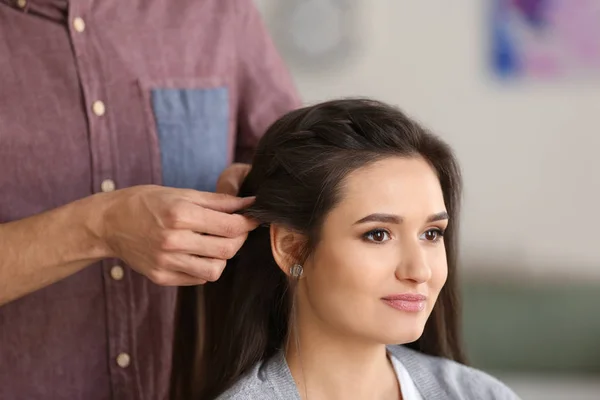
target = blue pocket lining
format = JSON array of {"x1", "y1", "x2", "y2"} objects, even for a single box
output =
[{"x1": 151, "y1": 87, "x2": 229, "y2": 192}]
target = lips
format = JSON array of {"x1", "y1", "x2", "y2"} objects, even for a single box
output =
[{"x1": 381, "y1": 293, "x2": 427, "y2": 312}]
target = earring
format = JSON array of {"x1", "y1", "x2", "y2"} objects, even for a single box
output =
[{"x1": 290, "y1": 264, "x2": 304, "y2": 278}]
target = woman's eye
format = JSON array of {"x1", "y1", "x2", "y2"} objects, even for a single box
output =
[
  {"x1": 420, "y1": 228, "x2": 445, "y2": 242},
  {"x1": 364, "y1": 229, "x2": 391, "y2": 243}
]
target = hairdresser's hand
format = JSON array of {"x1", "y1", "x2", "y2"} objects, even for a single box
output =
[
  {"x1": 100, "y1": 185, "x2": 258, "y2": 286},
  {"x1": 216, "y1": 163, "x2": 251, "y2": 196}
]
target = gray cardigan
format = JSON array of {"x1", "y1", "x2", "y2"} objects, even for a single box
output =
[{"x1": 215, "y1": 345, "x2": 521, "y2": 400}]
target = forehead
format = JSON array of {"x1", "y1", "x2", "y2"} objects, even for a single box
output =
[{"x1": 334, "y1": 156, "x2": 446, "y2": 218}]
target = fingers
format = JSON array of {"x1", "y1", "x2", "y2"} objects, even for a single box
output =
[
  {"x1": 197, "y1": 208, "x2": 259, "y2": 237},
  {"x1": 167, "y1": 205, "x2": 259, "y2": 237},
  {"x1": 142, "y1": 186, "x2": 259, "y2": 286},
  {"x1": 160, "y1": 230, "x2": 247, "y2": 260},
  {"x1": 183, "y1": 190, "x2": 256, "y2": 213},
  {"x1": 147, "y1": 252, "x2": 226, "y2": 285},
  {"x1": 146, "y1": 268, "x2": 207, "y2": 286},
  {"x1": 166, "y1": 253, "x2": 228, "y2": 282},
  {"x1": 150, "y1": 231, "x2": 245, "y2": 284}
]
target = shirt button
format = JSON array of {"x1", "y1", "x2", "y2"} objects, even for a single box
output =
[
  {"x1": 116, "y1": 353, "x2": 130, "y2": 368},
  {"x1": 101, "y1": 179, "x2": 116, "y2": 193},
  {"x1": 73, "y1": 17, "x2": 86, "y2": 33},
  {"x1": 110, "y1": 265, "x2": 124, "y2": 281},
  {"x1": 92, "y1": 101, "x2": 106, "y2": 116},
  {"x1": 16, "y1": 0, "x2": 26, "y2": 8}
]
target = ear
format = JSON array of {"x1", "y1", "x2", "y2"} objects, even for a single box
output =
[{"x1": 270, "y1": 224, "x2": 305, "y2": 276}]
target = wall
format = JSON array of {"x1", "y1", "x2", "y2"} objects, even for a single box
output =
[{"x1": 256, "y1": 0, "x2": 600, "y2": 280}]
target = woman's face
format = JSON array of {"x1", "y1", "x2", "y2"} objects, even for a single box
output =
[{"x1": 298, "y1": 156, "x2": 449, "y2": 345}]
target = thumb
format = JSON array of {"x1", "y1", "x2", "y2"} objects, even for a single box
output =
[
  {"x1": 216, "y1": 164, "x2": 251, "y2": 196},
  {"x1": 216, "y1": 177, "x2": 239, "y2": 196}
]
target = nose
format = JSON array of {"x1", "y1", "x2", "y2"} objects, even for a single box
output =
[{"x1": 395, "y1": 240, "x2": 431, "y2": 284}]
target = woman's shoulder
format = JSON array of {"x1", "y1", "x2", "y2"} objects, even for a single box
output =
[
  {"x1": 214, "y1": 345, "x2": 521, "y2": 400},
  {"x1": 387, "y1": 345, "x2": 521, "y2": 400},
  {"x1": 214, "y1": 352, "x2": 298, "y2": 400},
  {"x1": 213, "y1": 363, "x2": 270, "y2": 400}
]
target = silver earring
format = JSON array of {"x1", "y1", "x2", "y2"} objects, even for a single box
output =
[{"x1": 290, "y1": 264, "x2": 303, "y2": 278}]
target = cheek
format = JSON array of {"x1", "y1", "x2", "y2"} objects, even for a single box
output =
[
  {"x1": 427, "y1": 247, "x2": 448, "y2": 303},
  {"x1": 303, "y1": 240, "x2": 390, "y2": 325}
]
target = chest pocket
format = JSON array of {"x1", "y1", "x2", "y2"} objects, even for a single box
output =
[{"x1": 151, "y1": 87, "x2": 229, "y2": 192}]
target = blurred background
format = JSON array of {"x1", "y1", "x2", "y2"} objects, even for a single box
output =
[{"x1": 255, "y1": 0, "x2": 600, "y2": 398}]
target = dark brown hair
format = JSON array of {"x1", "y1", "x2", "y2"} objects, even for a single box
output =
[{"x1": 170, "y1": 99, "x2": 465, "y2": 399}]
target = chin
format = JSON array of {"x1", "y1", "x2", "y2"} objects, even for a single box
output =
[{"x1": 375, "y1": 323, "x2": 426, "y2": 345}]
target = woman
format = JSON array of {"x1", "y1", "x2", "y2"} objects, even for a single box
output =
[{"x1": 171, "y1": 99, "x2": 520, "y2": 400}]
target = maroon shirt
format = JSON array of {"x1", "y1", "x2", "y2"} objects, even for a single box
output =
[{"x1": 0, "y1": 0, "x2": 300, "y2": 399}]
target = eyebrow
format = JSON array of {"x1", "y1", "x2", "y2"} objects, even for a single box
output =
[
  {"x1": 353, "y1": 211, "x2": 449, "y2": 225},
  {"x1": 427, "y1": 211, "x2": 450, "y2": 222}
]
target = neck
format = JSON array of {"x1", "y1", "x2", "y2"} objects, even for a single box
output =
[{"x1": 285, "y1": 309, "x2": 400, "y2": 400}]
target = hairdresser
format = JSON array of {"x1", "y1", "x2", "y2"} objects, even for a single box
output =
[{"x1": 0, "y1": 0, "x2": 299, "y2": 399}]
